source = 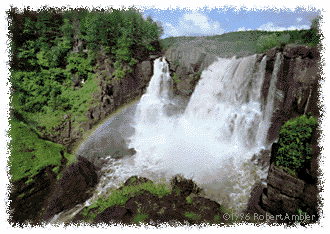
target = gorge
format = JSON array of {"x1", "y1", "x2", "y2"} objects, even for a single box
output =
[
  {"x1": 44, "y1": 43, "x2": 321, "y2": 225},
  {"x1": 8, "y1": 41, "x2": 322, "y2": 226}
]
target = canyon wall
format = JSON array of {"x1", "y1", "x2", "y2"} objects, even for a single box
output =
[{"x1": 9, "y1": 42, "x2": 322, "y2": 225}]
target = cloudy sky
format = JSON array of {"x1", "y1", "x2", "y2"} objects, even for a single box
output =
[
  {"x1": 5, "y1": 1, "x2": 324, "y2": 40},
  {"x1": 140, "y1": 6, "x2": 322, "y2": 39}
]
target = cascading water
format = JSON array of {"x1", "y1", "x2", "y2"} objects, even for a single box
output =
[{"x1": 49, "y1": 54, "x2": 280, "y2": 223}]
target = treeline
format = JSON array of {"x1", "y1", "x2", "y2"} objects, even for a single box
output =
[{"x1": 7, "y1": 6, "x2": 164, "y2": 183}]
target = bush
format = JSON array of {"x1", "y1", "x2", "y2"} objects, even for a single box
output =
[
  {"x1": 275, "y1": 112, "x2": 318, "y2": 175},
  {"x1": 256, "y1": 34, "x2": 282, "y2": 53},
  {"x1": 170, "y1": 174, "x2": 204, "y2": 197}
]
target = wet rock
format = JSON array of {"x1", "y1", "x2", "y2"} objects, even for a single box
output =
[
  {"x1": 8, "y1": 151, "x2": 67, "y2": 225},
  {"x1": 44, "y1": 156, "x2": 99, "y2": 221},
  {"x1": 80, "y1": 174, "x2": 228, "y2": 226},
  {"x1": 118, "y1": 176, "x2": 153, "y2": 191},
  {"x1": 94, "y1": 206, "x2": 133, "y2": 225}
]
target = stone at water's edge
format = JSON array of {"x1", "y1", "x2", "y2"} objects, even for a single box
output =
[
  {"x1": 261, "y1": 163, "x2": 319, "y2": 223},
  {"x1": 73, "y1": 176, "x2": 229, "y2": 226},
  {"x1": 8, "y1": 150, "x2": 67, "y2": 225},
  {"x1": 43, "y1": 156, "x2": 99, "y2": 222}
]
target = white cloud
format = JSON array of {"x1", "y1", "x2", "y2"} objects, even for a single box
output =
[
  {"x1": 237, "y1": 26, "x2": 252, "y2": 32},
  {"x1": 165, "y1": 23, "x2": 180, "y2": 37},
  {"x1": 296, "y1": 17, "x2": 303, "y2": 23},
  {"x1": 164, "y1": 11, "x2": 225, "y2": 37},
  {"x1": 258, "y1": 22, "x2": 309, "y2": 31}
]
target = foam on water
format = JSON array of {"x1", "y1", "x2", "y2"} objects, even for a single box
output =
[
  {"x1": 49, "y1": 55, "x2": 277, "y2": 223},
  {"x1": 99, "y1": 56, "x2": 272, "y2": 211}
]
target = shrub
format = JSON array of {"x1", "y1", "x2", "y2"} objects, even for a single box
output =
[
  {"x1": 172, "y1": 72, "x2": 180, "y2": 83},
  {"x1": 256, "y1": 34, "x2": 281, "y2": 53},
  {"x1": 275, "y1": 112, "x2": 318, "y2": 175},
  {"x1": 170, "y1": 174, "x2": 204, "y2": 197}
]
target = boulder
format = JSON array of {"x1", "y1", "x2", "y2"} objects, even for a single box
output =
[
  {"x1": 43, "y1": 156, "x2": 99, "y2": 221},
  {"x1": 8, "y1": 150, "x2": 67, "y2": 225},
  {"x1": 80, "y1": 175, "x2": 228, "y2": 226}
]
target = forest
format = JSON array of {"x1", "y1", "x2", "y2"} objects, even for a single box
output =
[{"x1": 7, "y1": 6, "x2": 165, "y2": 184}]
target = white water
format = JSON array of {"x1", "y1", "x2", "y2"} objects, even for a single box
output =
[
  {"x1": 50, "y1": 55, "x2": 279, "y2": 223},
  {"x1": 98, "y1": 56, "x2": 273, "y2": 211}
]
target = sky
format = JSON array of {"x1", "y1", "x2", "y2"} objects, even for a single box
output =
[
  {"x1": 2, "y1": 1, "x2": 324, "y2": 40},
  {"x1": 1, "y1": 0, "x2": 328, "y2": 232},
  {"x1": 140, "y1": 6, "x2": 322, "y2": 39}
]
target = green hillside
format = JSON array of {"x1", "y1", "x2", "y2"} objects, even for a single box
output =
[{"x1": 161, "y1": 28, "x2": 322, "y2": 57}]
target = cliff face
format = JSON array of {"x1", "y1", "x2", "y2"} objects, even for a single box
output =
[
  {"x1": 165, "y1": 44, "x2": 322, "y2": 224},
  {"x1": 164, "y1": 46, "x2": 218, "y2": 97},
  {"x1": 8, "y1": 49, "x2": 163, "y2": 225},
  {"x1": 36, "y1": 51, "x2": 162, "y2": 155},
  {"x1": 165, "y1": 43, "x2": 322, "y2": 144},
  {"x1": 261, "y1": 44, "x2": 321, "y2": 144}
]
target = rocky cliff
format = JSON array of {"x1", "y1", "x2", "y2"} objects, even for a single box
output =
[
  {"x1": 8, "y1": 49, "x2": 164, "y2": 225},
  {"x1": 164, "y1": 43, "x2": 322, "y2": 225},
  {"x1": 165, "y1": 43, "x2": 322, "y2": 144},
  {"x1": 9, "y1": 41, "x2": 322, "y2": 226},
  {"x1": 37, "y1": 50, "x2": 162, "y2": 155}
]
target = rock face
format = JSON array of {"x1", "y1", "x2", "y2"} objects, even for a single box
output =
[
  {"x1": 43, "y1": 156, "x2": 99, "y2": 221},
  {"x1": 36, "y1": 48, "x2": 160, "y2": 155},
  {"x1": 8, "y1": 150, "x2": 67, "y2": 225},
  {"x1": 261, "y1": 44, "x2": 321, "y2": 144},
  {"x1": 165, "y1": 46, "x2": 218, "y2": 97},
  {"x1": 73, "y1": 175, "x2": 228, "y2": 226},
  {"x1": 260, "y1": 163, "x2": 319, "y2": 224},
  {"x1": 260, "y1": 126, "x2": 321, "y2": 224}
]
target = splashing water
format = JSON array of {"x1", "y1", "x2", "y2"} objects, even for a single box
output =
[{"x1": 50, "y1": 55, "x2": 279, "y2": 223}]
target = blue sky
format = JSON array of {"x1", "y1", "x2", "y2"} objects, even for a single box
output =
[
  {"x1": 4, "y1": 1, "x2": 324, "y2": 40},
  {"x1": 140, "y1": 6, "x2": 322, "y2": 39}
]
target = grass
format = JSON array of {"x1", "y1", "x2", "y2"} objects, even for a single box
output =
[
  {"x1": 7, "y1": 119, "x2": 72, "y2": 184},
  {"x1": 82, "y1": 179, "x2": 172, "y2": 221}
]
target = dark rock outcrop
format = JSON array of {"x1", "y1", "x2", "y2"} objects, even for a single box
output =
[
  {"x1": 43, "y1": 156, "x2": 99, "y2": 221},
  {"x1": 73, "y1": 175, "x2": 228, "y2": 226},
  {"x1": 260, "y1": 125, "x2": 321, "y2": 224},
  {"x1": 261, "y1": 163, "x2": 319, "y2": 224},
  {"x1": 8, "y1": 150, "x2": 67, "y2": 225},
  {"x1": 260, "y1": 44, "x2": 321, "y2": 144},
  {"x1": 165, "y1": 46, "x2": 218, "y2": 97}
]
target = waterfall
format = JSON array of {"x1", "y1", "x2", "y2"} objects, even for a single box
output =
[
  {"x1": 111, "y1": 55, "x2": 275, "y2": 213},
  {"x1": 49, "y1": 55, "x2": 279, "y2": 223}
]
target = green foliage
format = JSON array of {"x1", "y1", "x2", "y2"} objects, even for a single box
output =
[
  {"x1": 186, "y1": 196, "x2": 192, "y2": 204},
  {"x1": 162, "y1": 29, "x2": 322, "y2": 57},
  {"x1": 66, "y1": 52, "x2": 94, "y2": 80},
  {"x1": 256, "y1": 34, "x2": 283, "y2": 53},
  {"x1": 82, "y1": 180, "x2": 171, "y2": 221},
  {"x1": 7, "y1": 119, "x2": 71, "y2": 183},
  {"x1": 184, "y1": 211, "x2": 201, "y2": 221},
  {"x1": 7, "y1": 6, "x2": 164, "y2": 189},
  {"x1": 275, "y1": 113, "x2": 318, "y2": 174},
  {"x1": 172, "y1": 73, "x2": 180, "y2": 83},
  {"x1": 170, "y1": 174, "x2": 204, "y2": 197}
]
